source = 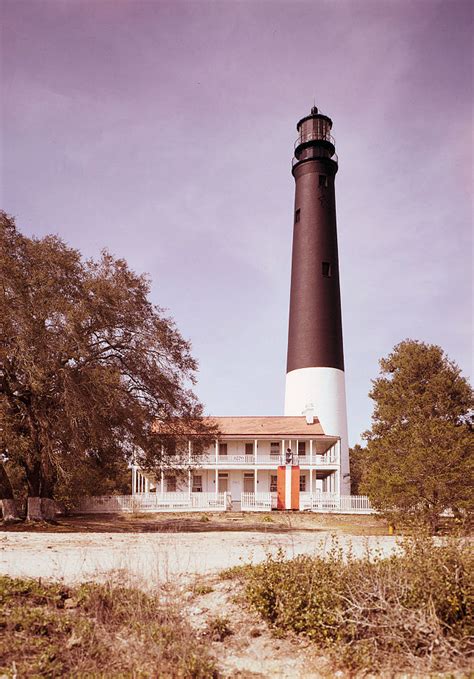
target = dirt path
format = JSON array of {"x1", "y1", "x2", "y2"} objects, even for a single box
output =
[
  {"x1": 0, "y1": 530, "x2": 399, "y2": 584},
  {"x1": 186, "y1": 575, "x2": 333, "y2": 678}
]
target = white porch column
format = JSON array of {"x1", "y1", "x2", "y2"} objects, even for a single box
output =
[
  {"x1": 310, "y1": 439, "x2": 313, "y2": 466},
  {"x1": 160, "y1": 470, "x2": 164, "y2": 497},
  {"x1": 145, "y1": 477, "x2": 149, "y2": 493},
  {"x1": 254, "y1": 468, "x2": 258, "y2": 495},
  {"x1": 296, "y1": 439, "x2": 299, "y2": 461},
  {"x1": 188, "y1": 440, "x2": 192, "y2": 463},
  {"x1": 281, "y1": 439, "x2": 285, "y2": 465},
  {"x1": 215, "y1": 439, "x2": 219, "y2": 464},
  {"x1": 215, "y1": 468, "x2": 218, "y2": 497},
  {"x1": 309, "y1": 466, "x2": 313, "y2": 495},
  {"x1": 188, "y1": 469, "x2": 192, "y2": 498},
  {"x1": 254, "y1": 438, "x2": 258, "y2": 464},
  {"x1": 131, "y1": 466, "x2": 136, "y2": 495}
]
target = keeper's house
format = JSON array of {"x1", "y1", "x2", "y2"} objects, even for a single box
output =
[{"x1": 132, "y1": 413, "x2": 343, "y2": 512}]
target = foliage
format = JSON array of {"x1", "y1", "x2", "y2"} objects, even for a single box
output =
[
  {"x1": 238, "y1": 538, "x2": 473, "y2": 673},
  {"x1": 0, "y1": 576, "x2": 218, "y2": 678},
  {"x1": 348, "y1": 443, "x2": 368, "y2": 495},
  {"x1": 0, "y1": 212, "x2": 217, "y2": 516},
  {"x1": 362, "y1": 340, "x2": 473, "y2": 531}
]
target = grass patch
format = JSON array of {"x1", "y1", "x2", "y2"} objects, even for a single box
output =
[
  {"x1": 191, "y1": 582, "x2": 214, "y2": 596},
  {"x1": 235, "y1": 537, "x2": 473, "y2": 674},
  {"x1": 0, "y1": 576, "x2": 218, "y2": 678}
]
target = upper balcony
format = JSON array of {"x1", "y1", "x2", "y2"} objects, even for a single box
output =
[{"x1": 196, "y1": 452, "x2": 337, "y2": 466}]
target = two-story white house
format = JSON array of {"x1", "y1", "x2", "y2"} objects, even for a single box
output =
[{"x1": 132, "y1": 414, "x2": 347, "y2": 512}]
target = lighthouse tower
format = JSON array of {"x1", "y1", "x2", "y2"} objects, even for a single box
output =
[{"x1": 284, "y1": 106, "x2": 350, "y2": 494}]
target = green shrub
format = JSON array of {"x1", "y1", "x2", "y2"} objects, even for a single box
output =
[{"x1": 240, "y1": 537, "x2": 473, "y2": 673}]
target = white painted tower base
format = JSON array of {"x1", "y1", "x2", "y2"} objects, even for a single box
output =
[{"x1": 284, "y1": 367, "x2": 350, "y2": 494}]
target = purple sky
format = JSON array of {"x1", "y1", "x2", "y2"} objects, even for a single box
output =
[{"x1": 1, "y1": 0, "x2": 472, "y2": 445}]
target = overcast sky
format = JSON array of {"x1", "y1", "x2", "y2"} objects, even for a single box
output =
[{"x1": 1, "y1": 0, "x2": 472, "y2": 445}]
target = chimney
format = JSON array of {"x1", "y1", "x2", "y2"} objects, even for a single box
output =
[{"x1": 302, "y1": 403, "x2": 315, "y2": 425}]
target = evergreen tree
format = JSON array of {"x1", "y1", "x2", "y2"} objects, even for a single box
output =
[{"x1": 362, "y1": 340, "x2": 473, "y2": 531}]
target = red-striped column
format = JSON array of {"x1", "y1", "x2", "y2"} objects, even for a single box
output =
[{"x1": 277, "y1": 464, "x2": 300, "y2": 510}]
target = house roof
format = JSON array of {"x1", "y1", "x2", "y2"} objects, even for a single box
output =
[{"x1": 203, "y1": 416, "x2": 328, "y2": 438}]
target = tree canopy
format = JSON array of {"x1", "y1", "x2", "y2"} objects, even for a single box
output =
[
  {"x1": 362, "y1": 340, "x2": 473, "y2": 531},
  {"x1": 0, "y1": 212, "x2": 216, "y2": 520},
  {"x1": 348, "y1": 444, "x2": 368, "y2": 495}
]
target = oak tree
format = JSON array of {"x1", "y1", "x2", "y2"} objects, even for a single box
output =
[
  {"x1": 0, "y1": 213, "x2": 216, "y2": 520},
  {"x1": 362, "y1": 340, "x2": 473, "y2": 531}
]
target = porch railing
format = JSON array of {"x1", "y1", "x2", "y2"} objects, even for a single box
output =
[{"x1": 193, "y1": 452, "x2": 337, "y2": 466}]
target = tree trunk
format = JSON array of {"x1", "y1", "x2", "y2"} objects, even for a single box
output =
[
  {"x1": 0, "y1": 462, "x2": 22, "y2": 522},
  {"x1": 1, "y1": 498, "x2": 22, "y2": 523}
]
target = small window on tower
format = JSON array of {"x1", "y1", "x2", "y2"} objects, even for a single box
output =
[
  {"x1": 295, "y1": 208, "x2": 300, "y2": 223},
  {"x1": 319, "y1": 175, "x2": 328, "y2": 188},
  {"x1": 322, "y1": 262, "x2": 332, "y2": 278}
]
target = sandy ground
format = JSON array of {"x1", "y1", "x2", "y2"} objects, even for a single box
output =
[
  {"x1": 0, "y1": 519, "x2": 402, "y2": 678},
  {"x1": 0, "y1": 530, "x2": 400, "y2": 585}
]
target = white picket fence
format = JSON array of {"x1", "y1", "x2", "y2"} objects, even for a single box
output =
[
  {"x1": 73, "y1": 492, "x2": 373, "y2": 515},
  {"x1": 299, "y1": 492, "x2": 374, "y2": 514},
  {"x1": 73, "y1": 492, "x2": 230, "y2": 514},
  {"x1": 241, "y1": 492, "x2": 274, "y2": 511}
]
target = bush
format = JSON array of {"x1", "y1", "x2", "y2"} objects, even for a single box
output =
[
  {"x1": 240, "y1": 538, "x2": 473, "y2": 673},
  {"x1": 0, "y1": 576, "x2": 218, "y2": 677}
]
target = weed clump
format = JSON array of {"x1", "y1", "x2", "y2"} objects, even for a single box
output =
[
  {"x1": 0, "y1": 576, "x2": 218, "y2": 678},
  {"x1": 205, "y1": 615, "x2": 233, "y2": 642},
  {"x1": 238, "y1": 537, "x2": 473, "y2": 674}
]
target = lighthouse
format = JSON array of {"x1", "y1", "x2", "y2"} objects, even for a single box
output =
[{"x1": 284, "y1": 106, "x2": 350, "y2": 494}]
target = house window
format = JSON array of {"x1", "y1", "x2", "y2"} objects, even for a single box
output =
[
  {"x1": 319, "y1": 174, "x2": 327, "y2": 187},
  {"x1": 166, "y1": 475, "x2": 177, "y2": 492},
  {"x1": 300, "y1": 474, "x2": 306, "y2": 492},
  {"x1": 192, "y1": 475, "x2": 202, "y2": 492},
  {"x1": 298, "y1": 441, "x2": 306, "y2": 456},
  {"x1": 295, "y1": 208, "x2": 300, "y2": 223},
  {"x1": 219, "y1": 442, "x2": 228, "y2": 456},
  {"x1": 270, "y1": 475, "x2": 278, "y2": 492},
  {"x1": 245, "y1": 442, "x2": 254, "y2": 456},
  {"x1": 270, "y1": 441, "x2": 280, "y2": 457},
  {"x1": 322, "y1": 261, "x2": 331, "y2": 278}
]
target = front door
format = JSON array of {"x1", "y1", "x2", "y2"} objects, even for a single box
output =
[
  {"x1": 218, "y1": 473, "x2": 228, "y2": 493},
  {"x1": 243, "y1": 473, "x2": 254, "y2": 493}
]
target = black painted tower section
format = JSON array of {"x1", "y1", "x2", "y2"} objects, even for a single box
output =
[{"x1": 286, "y1": 106, "x2": 344, "y2": 374}]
